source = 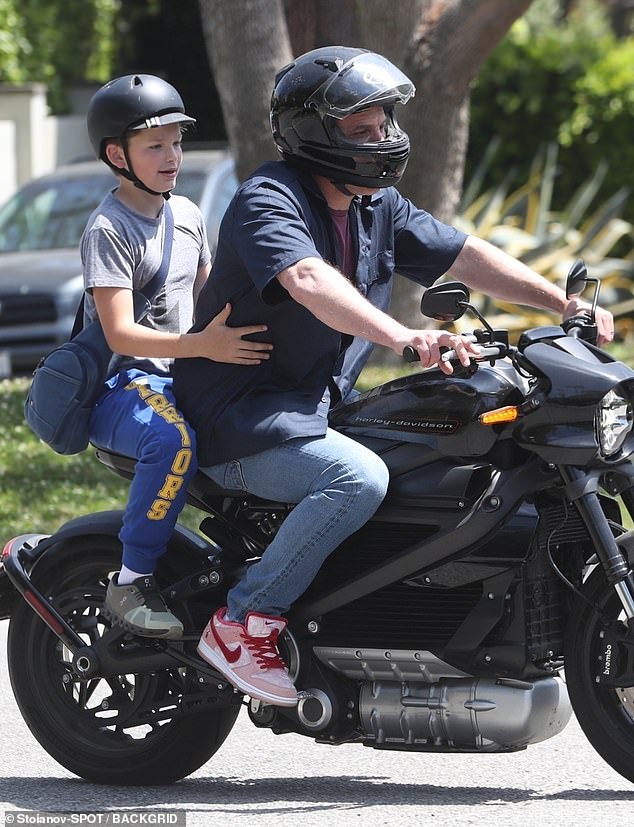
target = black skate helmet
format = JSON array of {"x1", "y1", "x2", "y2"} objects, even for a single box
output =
[
  {"x1": 271, "y1": 46, "x2": 414, "y2": 189},
  {"x1": 87, "y1": 74, "x2": 195, "y2": 195}
]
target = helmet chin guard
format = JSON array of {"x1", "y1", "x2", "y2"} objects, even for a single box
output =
[{"x1": 271, "y1": 47, "x2": 414, "y2": 188}]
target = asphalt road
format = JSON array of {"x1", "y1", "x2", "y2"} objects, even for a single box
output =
[{"x1": 0, "y1": 619, "x2": 632, "y2": 827}]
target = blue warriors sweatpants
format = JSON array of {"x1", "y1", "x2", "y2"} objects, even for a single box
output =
[{"x1": 89, "y1": 369, "x2": 197, "y2": 572}]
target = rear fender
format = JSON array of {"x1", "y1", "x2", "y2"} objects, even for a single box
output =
[
  {"x1": 0, "y1": 533, "x2": 49, "y2": 620},
  {"x1": 17, "y1": 509, "x2": 212, "y2": 566},
  {"x1": 1, "y1": 511, "x2": 212, "y2": 631}
]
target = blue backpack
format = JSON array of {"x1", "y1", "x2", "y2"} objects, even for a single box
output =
[{"x1": 24, "y1": 321, "x2": 115, "y2": 455}]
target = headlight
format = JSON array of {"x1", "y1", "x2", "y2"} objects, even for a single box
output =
[{"x1": 596, "y1": 389, "x2": 633, "y2": 457}]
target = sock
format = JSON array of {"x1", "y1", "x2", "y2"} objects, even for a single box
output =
[{"x1": 117, "y1": 565, "x2": 152, "y2": 586}]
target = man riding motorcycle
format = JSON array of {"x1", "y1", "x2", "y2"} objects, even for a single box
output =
[{"x1": 172, "y1": 45, "x2": 614, "y2": 707}]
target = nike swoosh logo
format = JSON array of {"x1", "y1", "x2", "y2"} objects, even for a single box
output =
[{"x1": 211, "y1": 625, "x2": 242, "y2": 663}]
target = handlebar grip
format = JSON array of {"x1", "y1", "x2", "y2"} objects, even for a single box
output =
[
  {"x1": 402, "y1": 343, "x2": 504, "y2": 365},
  {"x1": 402, "y1": 334, "x2": 480, "y2": 364},
  {"x1": 402, "y1": 345, "x2": 420, "y2": 363}
]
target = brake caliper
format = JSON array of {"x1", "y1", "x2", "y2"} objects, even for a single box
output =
[{"x1": 597, "y1": 622, "x2": 634, "y2": 688}]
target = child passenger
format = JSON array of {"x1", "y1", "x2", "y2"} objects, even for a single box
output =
[{"x1": 82, "y1": 74, "x2": 271, "y2": 638}]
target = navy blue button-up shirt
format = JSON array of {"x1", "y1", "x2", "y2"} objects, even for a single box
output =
[{"x1": 174, "y1": 160, "x2": 467, "y2": 465}]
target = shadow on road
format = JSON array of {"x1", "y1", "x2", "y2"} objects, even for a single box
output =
[{"x1": 0, "y1": 775, "x2": 633, "y2": 815}]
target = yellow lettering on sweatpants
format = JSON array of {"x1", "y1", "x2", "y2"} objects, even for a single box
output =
[
  {"x1": 147, "y1": 393, "x2": 171, "y2": 413},
  {"x1": 161, "y1": 406, "x2": 185, "y2": 424},
  {"x1": 175, "y1": 422, "x2": 191, "y2": 447},
  {"x1": 147, "y1": 500, "x2": 171, "y2": 520},
  {"x1": 158, "y1": 474, "x2": 183, "y2": 501},
  {"x1": 121, "y1": 382, "x2": 195, "y2": 522},
  {"x1": 172, "y1": 448, "x2": 192, "y2": 475},
  {"x1": 125, "y1": 381, "x2": 153, "y2": 398}
]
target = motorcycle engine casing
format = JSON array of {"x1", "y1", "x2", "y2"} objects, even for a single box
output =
[
  {"x1": 305, "y1": 646, "x2": 571, "y2": 751},
  {"x1": 358, "y1": 674, "x2": 571, "y2": 751}
]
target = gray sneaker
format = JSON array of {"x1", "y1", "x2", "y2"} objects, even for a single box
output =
[{"x1": 103, "y1": 574, "x2": 184, "y2": 639}]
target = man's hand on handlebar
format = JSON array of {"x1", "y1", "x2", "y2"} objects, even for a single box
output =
[
  {"x1": 398, "y1": 330, "x2": 482, "y2": 375},
  {"x1": 563, "y1": 297, "x2": 614, "y2": 347}
]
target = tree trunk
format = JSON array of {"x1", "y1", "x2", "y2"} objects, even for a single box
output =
[
  {"x1": 197, "y1": 0, "x2": 292, "y2": 181},
  {"x1": 359, "y1": 0, "x2": 534, "y2": 335},
  {"x1": 282, "y1": 0, "x2": 360, "y2": 60}
]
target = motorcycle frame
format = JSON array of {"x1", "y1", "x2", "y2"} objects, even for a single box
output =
[{"x1": 4, "y1": 451, "x2": 634, "y2": 685}]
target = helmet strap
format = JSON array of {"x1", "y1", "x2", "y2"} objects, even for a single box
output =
[{"x1": 331, "y1": 180, "x2": 357, "y2": 197}]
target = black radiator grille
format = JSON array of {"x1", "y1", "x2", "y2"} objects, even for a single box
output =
[
  {"x1": 524, "y1": 574, "x2": 566, "y2": 652},
  {"x1": 307, "y1": 520, "x2": 479, "y2": 649},
  {"x1": 482, "y1": 500, "x2": 585, "y2": 658},
  {"x1": 307, "y1": 521, "x2": 437, "y2": 593},
  {"x1": 317, "y1": 580, "x2": 482, "y2": 650},
  {"x1": 0, "y1": 293, "x2": 57, "y2": 326},
  {"x1": 524, "y1": 501, "x2": 589, "y2": 657},
  {"x1": 537, "y1": 500, "x2": 593, "y2": 548}
]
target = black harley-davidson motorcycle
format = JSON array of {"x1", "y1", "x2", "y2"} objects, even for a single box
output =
[{"x1": 2, "y1": 260, "x2": 634, "y2": 786}]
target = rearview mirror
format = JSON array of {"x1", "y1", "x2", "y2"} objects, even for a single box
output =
[
  {"x1": 421, "y1": 282, "x2": 470, "y2": 322},
  {"x1": 566, "y1": 259, "x2": 588, "y2": 299}
]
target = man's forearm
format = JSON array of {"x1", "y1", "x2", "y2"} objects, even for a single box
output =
[
  {"x1": 450, "y1": 236, "x2": 568, "y2": 313},
  {"x1": 277, "y1": 257, "x2": 408, "y2": 350}
]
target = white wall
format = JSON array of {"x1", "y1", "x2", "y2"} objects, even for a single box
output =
[
  {"x1": 46, "y1": 113, "x2": 94, "y2": 166},
  {"x1": 0, "y1": 120, "x2": 16, "y2": 207},
  {"x1": 0, "y1": 83, "x2": 95, "y2": 206}
]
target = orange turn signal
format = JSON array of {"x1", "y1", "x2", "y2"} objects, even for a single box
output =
[{"x1": 479, "y1": 406, "x2": 520, "y2": 426}]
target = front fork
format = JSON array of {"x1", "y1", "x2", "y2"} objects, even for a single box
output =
[{"x1": 560, "y1": 465, "x2": 634, "y2": 624}]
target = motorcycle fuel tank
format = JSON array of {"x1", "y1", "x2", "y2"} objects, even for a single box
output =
[{"x1": 331, "y1": 361, "x2": 527, "y2": 457}]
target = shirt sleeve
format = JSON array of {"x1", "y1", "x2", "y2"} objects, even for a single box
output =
[
  {"x1": 81, "y1": 225, "x2": 136, "y2": 292},
  {"x1": 391, "y1": 190, "x2": 468, "y2": 285},
  {"x1": 228, "y1": 179, "x2": 323, "y2": 303}
]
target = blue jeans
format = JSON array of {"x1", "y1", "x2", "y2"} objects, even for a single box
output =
[
  {"x1": 89, "y1": 370, "x2": 197, "y2": 573},
  {"x1": 201, "y1": 428, "x2": 389, "y2": 621}
]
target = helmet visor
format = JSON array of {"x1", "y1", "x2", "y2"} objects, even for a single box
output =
[
  {"x1": 305, "y1": 53, "x2": 414, "y2": 119},
  {"x1": 328, "y1": 107, "x2": 406, "y2": 149},
  {"x1": 129, "y1": 111, "x2": 196, "y2": 131}
]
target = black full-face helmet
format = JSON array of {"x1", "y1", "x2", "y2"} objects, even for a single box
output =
[
  {"x1": 271, "y1": 46, "x2": 415, "y2": 189},
  {"x1": 87, "y1": 74, "x2": 196, "y2": 195}
]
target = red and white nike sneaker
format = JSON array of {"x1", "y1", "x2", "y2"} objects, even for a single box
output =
[{"x1": 197, "y1": 607, "x2": 298, "y2": 707}]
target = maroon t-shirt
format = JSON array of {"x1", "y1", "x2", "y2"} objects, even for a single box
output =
[{"x1": 329, "y1": 207, "x2": 356, "y2": 281}]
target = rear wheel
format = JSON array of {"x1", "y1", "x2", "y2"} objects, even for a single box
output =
[
  {"x1": 564, "y1": 566, "x2": 634, "y2": 784},
  {"x1": 8, "y1": 538, "x2": 240, "y2": 785}
]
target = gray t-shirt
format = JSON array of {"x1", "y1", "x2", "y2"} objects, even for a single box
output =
[{"x1": 81, "y1": 191, "x2": 211, "y2": 375}]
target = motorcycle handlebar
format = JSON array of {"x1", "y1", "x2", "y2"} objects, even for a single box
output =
[
  {"x1": 402, "y1": 335, "x2": 504, "y2": 365},
  {"x1": 562, "y1": 314, "x2": 598, "y2": 344}
]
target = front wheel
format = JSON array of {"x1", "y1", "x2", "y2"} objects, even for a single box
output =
[
  {"x1": 564, "y1": 566, "x2": 634, "y2": 784},
  {"x1": 7, "y1": 537, "x2": 240, "y2": 785}
]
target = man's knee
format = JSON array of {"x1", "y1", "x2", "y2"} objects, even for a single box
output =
[
  {"x1": 361, "y1": 452, "x2": 390, "y2": 504},
  {"x1": 334, "y1": 447, "x2": 388, "y2": 511}
]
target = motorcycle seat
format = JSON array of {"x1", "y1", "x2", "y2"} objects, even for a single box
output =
[{"x1": 93, "y1": 446, "x2": 266, "y2": 500}]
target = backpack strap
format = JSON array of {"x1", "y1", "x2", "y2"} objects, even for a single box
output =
[{"x1": 137, "y1": 200, "x2": 174, "y2": 308}]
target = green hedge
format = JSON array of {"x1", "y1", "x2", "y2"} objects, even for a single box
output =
[{"x1": 468, "y1": 0, "x2": 634, "y2": 225}]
